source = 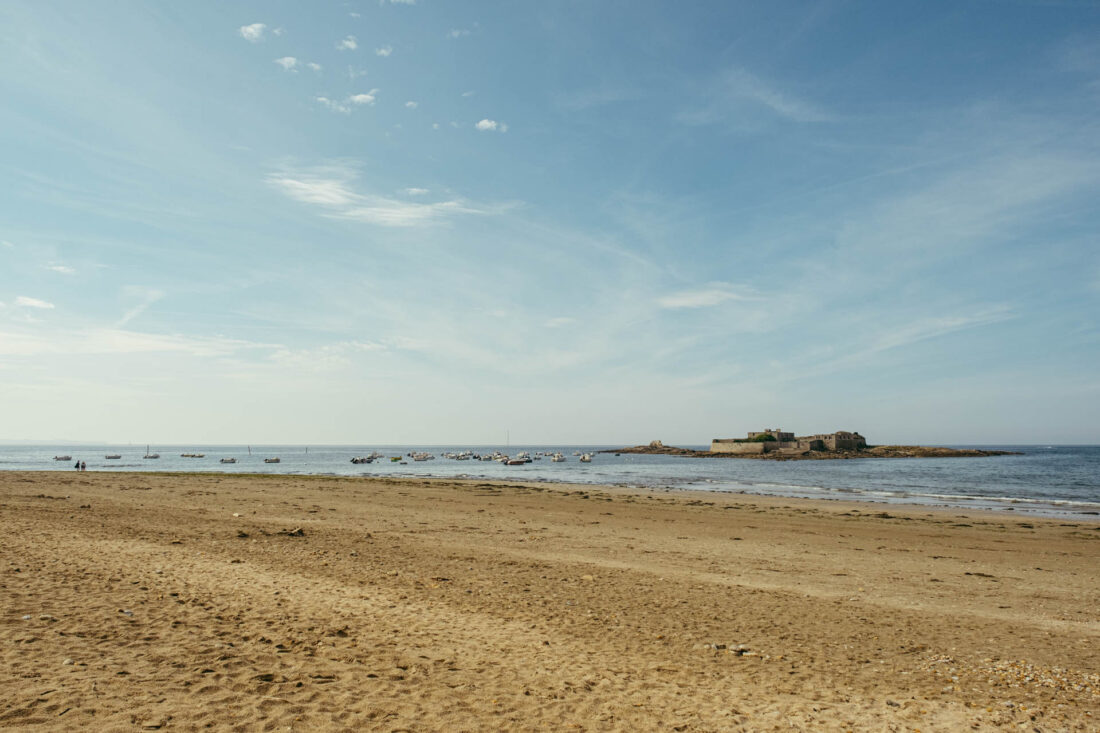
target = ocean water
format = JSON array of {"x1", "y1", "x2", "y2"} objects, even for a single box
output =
[{"x1": 1, "y1": 444, "x2": 1098, "y2": 518}]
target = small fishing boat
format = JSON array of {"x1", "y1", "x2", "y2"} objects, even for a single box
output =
[
  {"x1": 551, "y1": 453, "x2": 566, "y2": 462},
  {"x1": 105, "y1": 454, "x2": 121, "y2": 459},
  {"x1": 143, "y1": 445, "x2": 159, "y2": 459},
  {"x1": 504, "y1": 458, "x2": 528, "y2": 466},
  {"x1": 53, "y1": 455, "x2": 72, "y2": 461},
  {"x1": 579, "y1": 453, "x2": 592, "y2": 463},
  {"x1": 220, "y1": 457, "x2": 236, "y2": 464},
  {"x1": 263, "y1": 457, "x2": 280, "y2": 464},
  {"x1": 350, "y1": 456, "x2": 374, "y2": 464}
]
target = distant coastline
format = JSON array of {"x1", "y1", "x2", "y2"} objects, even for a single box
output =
[{"x1": 605, "y1": 441, "x2": 1022, "y2": 460}]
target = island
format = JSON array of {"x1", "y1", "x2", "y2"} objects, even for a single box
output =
[{"x1": 605, "y1": 430, "x2": 1020, "y2": 460}]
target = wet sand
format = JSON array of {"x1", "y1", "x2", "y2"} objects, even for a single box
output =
[{"x1": 1, "y1": 470, "x2": 1097, "y2": 731}]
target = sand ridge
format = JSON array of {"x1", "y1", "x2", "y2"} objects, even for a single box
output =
[{"x1": 1, "y1": 471, "x2": 1098, "y2": 730}]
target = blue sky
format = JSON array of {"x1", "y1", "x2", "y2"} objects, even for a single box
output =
[{"x1": 1, "y1": 1, "x2": 1098, "y2": 445}]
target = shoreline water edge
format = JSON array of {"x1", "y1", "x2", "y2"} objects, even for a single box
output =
[{"x1": 1, "y1": 443, "x2": 1098, "y2": 518}]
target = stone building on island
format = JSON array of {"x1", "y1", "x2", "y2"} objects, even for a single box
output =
[{"x1": 711, "y1": 428, "x2": 867, "y2": 455}]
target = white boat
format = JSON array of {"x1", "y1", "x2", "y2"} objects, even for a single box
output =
[
  {"x1": 504, "y1": 458, "x2": 528, "y2": 466},
  {"x1": 579, "y1": 453, "x2": 592, "y2": 463},
  {"x1": 350, "y1": 456, "x2": 374, "y2": 464},
  {"x1": 53, "y1": 455, "x2": 72, "y2": 461},
  {"x1": 551, "y1": 453, "x2": 566, "y2": 462},
  {"x1": 105, "y1": 454, "x2": 121, "y2": 460},
  {"x1": 220, "y1": 457, "x2": 236, "y2": 464},
  {"x1": 264, "y1": 457, "x2": 280, "y2": 464},
  {"x1": 143, "y1": 445, "x2": 159, "y2": 459}
]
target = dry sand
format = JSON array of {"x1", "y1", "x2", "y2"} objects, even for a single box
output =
[{"x1": 1, "y1": 470, "x2": 1097, "y2": 731}]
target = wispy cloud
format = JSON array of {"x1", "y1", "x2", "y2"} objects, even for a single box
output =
[
  {"x1": 15, "y1": 296, "x2": 54, "y2": 309},
  {"x1": 461, "y1": 90, "x2": 475, "y2": 98},
  {"x1": 386, "y1": 0, "x2": 416, "y2": 5},
  {"x1": 315, "y1": 90, "x2": 378, "y2": 113},
  {"x1": 307, "y1": 62, "x2": 322, "y2": 72},
  {"x1": 116, "y1": 287, "x2": 164, "y2": 328},
  {"x1": 336, "y1": 35, "x2": 358, "y2": 51},
  {"x1": 0, "y1": 328, "x2": 274, "y2": 358},
  {"x1": 681, "y1": 67, "x2": 833, "y2": 126},
  {"x1": 1, "y1": 240, "x2": 14, "y2": 248},
  {"x1": 270, "y1": 341, "x2": 386, "y2": 371},
  {"x1": 658, "y1": 283, "x2": 756, "y2": 309},
  {"x1": 268, "y1": 164, "x2": 495, "y2": 227},
  {"x1": 375, "y1": 45, "x2": 393, "y2": 57},
  {"x1": 405, "y1": 101, "x2": 418, "y2": 109},
  {"x1": 556, "y1": 87, "x2": 641, "y2": 111},
  {"x1": 404, "y1": 187, "x2": 429, "y2": 196},
  {"x1": 46, "y1": 264, "x2": 75, "y2": 274},
  {"x1": 545, "y1": 317, "x2": 575, "y2": 328},
  {"x1": 274, "y1": 56, "x2": 299, "y2": 71},
  {"x1": 448, "y1": 28, "x2": 471, "y2": 39},
  {"x1": 476, "y1": 119, "x2": 508, "y2": 132},
  {"x1": 239, "y1": 23, "x2": 266, "y2": 42}
]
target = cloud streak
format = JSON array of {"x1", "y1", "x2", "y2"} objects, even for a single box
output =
[
  {"x1": 658, "y1": 283, "x2": 755, "y2": 309},
  {"x1": 268, "y1": 164, "x2": 495, "y2": 227},
  {"x1": 15, "y1": 296, "x2": 55, "y2": 309}
]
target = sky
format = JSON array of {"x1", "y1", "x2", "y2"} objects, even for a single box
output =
[{"x1": 1, "y1": 1, "x2": 1099, "y2": 446}]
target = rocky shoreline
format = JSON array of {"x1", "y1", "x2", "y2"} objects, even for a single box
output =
[{"x1": 603, "y1": 441, "x2": 1021, "y2": 460}]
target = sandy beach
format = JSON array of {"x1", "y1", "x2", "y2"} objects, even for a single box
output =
[{"x1": 1, "y1": 471, "x2": 1097, "y2": 731}]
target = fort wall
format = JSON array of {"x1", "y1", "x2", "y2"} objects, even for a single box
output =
[{"x1": 711, "y1": 430, "x2": 865, "y2": 454}]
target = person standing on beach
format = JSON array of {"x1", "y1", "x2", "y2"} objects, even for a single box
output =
[
  {"x1": 74, "y1": 460, "x2": 79, "y2": 470},
  {"x1": 80, "y1": 461, "x2": 86, "y2": 471}
]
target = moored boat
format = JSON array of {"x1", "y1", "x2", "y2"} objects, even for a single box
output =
[
  {"x1": 264, "y1": 457, "x2": 280, "y2": 464},
  {"x1": 54, "y1": 455, "x2": 72, "y2": 461},
  {"x1": 219, "y1": 457, "x2": 236, "y2": 464},
  {"x1": 105, "y1": 454, "x2": 121, "y2": 459}
]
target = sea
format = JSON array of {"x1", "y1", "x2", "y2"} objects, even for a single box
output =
[{"x1": 2, "y1": 444, "x2": 1098, "y2": 519}]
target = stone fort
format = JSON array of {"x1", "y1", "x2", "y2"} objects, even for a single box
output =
[{"x1": 710, "y1": 428, "x2": 867, "y2": 455}]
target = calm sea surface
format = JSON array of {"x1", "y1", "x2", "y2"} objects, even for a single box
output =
[{"x1": 2, "y1": 444, "x2": 1098, "y2": 518}]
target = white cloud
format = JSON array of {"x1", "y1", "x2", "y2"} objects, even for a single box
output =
[
  {"x1": 476, "y1": 118, "x2": 507, "y2": 132},
  {"x1": 349, "y1": 89, "x2": 378, "y2": 105},
  {"x1": 274, "y1": 56, "x2": 299, "y2": 71},
  {"x1": 46, "y1": 264, "x2": 75, "y2": 274},
  {"x1": 1, "y1": 240, "x2": 14, "y2": 248},
  {"x1": 273, "y1": 27, "x2": 285, "y2": 37},
  {"x1": 349, "y1": 12, "x2": 362, "y2": 18},
  {"x1": 239, "y1": 23, "x2": 266, "y2": 42},
  {"x1": 432, "y1": 123, "x2": 440, "y2": 130},
  {"x1": 307, "y1": 62, "x2": 322, "y2": 72},
  {"x1": 15, "y1": 296, "x2": 55, "y2": 309},
  {"x1": 268, "y1": 165, "x2": 493, "y2": 228},
  {"x1": 337, "y1": 35, "x2": 358, "y2": 51},
  {"x1": 387, "y1": 0, "x2": 415, "y2": 4},
  {"x1": 448, "y1": 29, "x2": 471, "y2": 39},
  {"x1": 315, "y1": 91, "x2": 377, "y2": 114},
  {"x1": 404, "y1": 187, "x2": 429, "y2": 196},
  {"x1": 405, "y1": 101, "x2": 418, "y2": 109},
  {"x1": 461, "y1": 90, "x2": 475, "y2": 98},
  {"x1": 545, "y1": 317, "x2": 575, "y2": 328},
  {"x1": 375, "y1": 45, "x2": 393, "y2": 57},
  {"x1": 316, "y1": 96, "x2": 349, "y2": 114},
  {"x1": 658, "y1": 284, "x2": 755, "y2": 309}
]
